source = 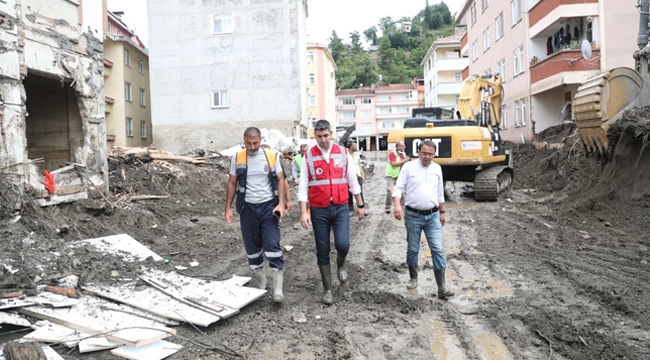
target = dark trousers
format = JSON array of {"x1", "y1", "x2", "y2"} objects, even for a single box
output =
[
  {"x1": 240, "y1": 199, "x2": 284, "y2": 270},
  {"x1": 310, "y1": 203, "x2": 350, "y2": 266},
  {"x1": 348, "y1": 176, "x2": 364, "y2": 210}
]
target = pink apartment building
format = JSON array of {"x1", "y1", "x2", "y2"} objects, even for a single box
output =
[
  {"x1": 307, "y1": 43, "x2": 337, "y2": 138},
  {"x1": 336, "y1": 79, "x2": 421, "y2": 151},
  {"x1": 457, "y1": 0, "x2": 638, "y2": 143}
]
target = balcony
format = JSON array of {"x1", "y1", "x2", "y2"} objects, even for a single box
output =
[
  {"x1": 105, "y1": 96, "x2": 115, "y2": 114},
  {"x1": 432, "y1": 82, "x2": 463, "y2": 96},
  {"x1": 529, "y1": 0, "x2": 598, "y2": 38},
  {"x1": 432, "y1": 58, "x2": 468, "y2": 73},
  {"x1": 103, "y1": 58, "x2": 113, "y2": 78},
  {"x1": 530, "y1": 49, "x2": 600, "y2": 93}
]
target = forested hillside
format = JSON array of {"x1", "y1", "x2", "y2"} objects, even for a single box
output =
[{"x1": 329, "y1": 1, "x2": 457, "y2": 89}]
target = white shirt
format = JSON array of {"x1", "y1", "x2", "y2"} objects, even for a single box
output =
[
  {"x1": 392, "y1": 158, "x2": 445, "y2": 210},
  {"x1": 298, "y1": 144, "x2": 361, "y2": 202}
]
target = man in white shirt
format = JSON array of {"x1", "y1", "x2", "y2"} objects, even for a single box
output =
[{"x1": 392, "y1": 140, "x2": 454, "y2": 299}]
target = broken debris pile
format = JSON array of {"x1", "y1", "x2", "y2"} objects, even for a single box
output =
[{"x1": 0, "y1": 234, "x2": 265, "y2": 359}]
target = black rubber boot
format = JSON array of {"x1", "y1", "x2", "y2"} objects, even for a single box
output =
[
  {"x1": 337, "y1": 253, "x2": 348, "y2": 283},
  {"x1": 434, "y1": 269, "x2": 454, "y2": 299},
  {"x1": 319, "y1": 265, "x2": 334, "y2": 305},
  {"x1": 407, "y1": 266, "x2": 418, "y2": 289}
]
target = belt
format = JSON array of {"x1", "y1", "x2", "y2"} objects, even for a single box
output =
[{"x1": 405, "y1": 205, "x2": 438, "y2": 215}]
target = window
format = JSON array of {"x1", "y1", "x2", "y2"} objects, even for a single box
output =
[
  {"x1": 361, "y1": 123, "x2": 372, "y2": 131},
  {"x1": 124, "y1": 82, "x2": 132, "y2": 101},
  {"x1": 381, "y1": 121, "x2": 395, "y2": 130},
  {"x1": 513, "y1": 46, "x2": 524, "y2": 76},
  {"x1": 115, "y1": 28, "x2": 120, "y2": 35},
  {"x1": 501, "y1": 104, "x2": 508, "y2": 129},
  {"x1": 138, "y1": 57, "x2": 144, "y2": 74},
  {"x1": 397, "y1": 106, "x2": 409, "y2": 114},
  {"x1": 497, "y1": 58, "x2": 506, "y2": 80},
  {"x1": 124, "y1": 48, "x2": 130, "y2": 66},
  {"x1": 211, "y1": 90, "x2": 229, "y2": 108},
  {"x1": 514, "y1": 100, "x2": 521, "y2": 126},
  {"x1": 520, "y1": 98, "x2": 527, "y2": 126},
  {"x1": 212, "y1": 13, "x2": 234, "y2": 34},
  {"x1": 341, "y1": 98, "x2": 355, "y2": 106},
  {"x1": 378, "y1": 107, "x2": 392, "y2": 114},
  {"x1": 482, "y1": 0, "x2": 489, "y2": 12},
  {"x1": 309, "y1": 95, "x2": 316, "y2": 107},
  {"x1": 495, "y1": 13, "x2": 504, "y2": 40},
  {"x1": 472, "y1": 40, "x2": 479, "y2": 61},
  {"x1": 483, "y1": 27, "x2": 490, "y2": 51},
  {"x1": 360, "y1": 109, "x2": 372, "y2": 118},
  {"x1": 455, "y1": 72, "x2": 461, "y2": 82},
  {"x1": 587, "y1": 18, "x2": 593, "y2": 43},
  {"x1": 309, "y1": 73, "x2": 315, "y2": 84},
  {"x1": 360, "y1": 98, "x2": 372, "y2": 104},
  {"x1": 511, "y1": 0, "x2": 522, "y2": 25},
  {"x1": 140, "y1": 120, "x2": 146, "y2": 139},
  {"x1": 308, "y1": 51, "x2": 315, "y2": 63},
  {"x1": 379, "y1": 94, "x2": 391, "y2": 101},
  {"x1": 139, "y1": 88, "x2": 145, "y2": 106},
  {"x1": 397, "y1": 93, "x2": 411, "y2": 100},
  {"x1": 470, "y1": 3, "x2": 477, "y2": 26},
  {"x1": 340, "y1": 111, "x2": 356, "y2": 119},
  {"x1": 108, "y1": 23, "x2": 112, "y2": 34},
  {"x1": 126, "y1": 117, "x2": 133, "y2": 137}
]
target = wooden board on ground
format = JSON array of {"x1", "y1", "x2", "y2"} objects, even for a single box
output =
[
  {"x1": 70, "y1": 234, "x2": 163, "y2": 262},
  {"x1": 84, "y1": 273, "x2": 263, "y2": 327},
  {"x1": 22, "y1": 322, "x2": 81, "y2": 347},
  {"x1": 78, "y1": 337, "x2": 122, "y2": 353},
  {"x1": 0, "y1": 312, "x2": 30, "y2": 327},
  {"x1": 0, "y1": 294, "x2": 78, "y2": 310},
  {"x1": 19, "y1": 296, "x2": 175, "y2": 348},
  {"x1": 111, "y1": 340, "x2": 182, "y2": 360}
]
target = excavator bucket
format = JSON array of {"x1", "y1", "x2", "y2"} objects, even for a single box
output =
[{"x1": 573, "y1": 67, "x2": 649, "y2": 157}]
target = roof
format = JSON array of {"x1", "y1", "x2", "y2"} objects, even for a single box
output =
[
  {"x1": 337, "y1": 88, "x2": 374, "y2": 96},
  {"x1": 456, "y1": 0, "x2": 473, "y2": 22},
  {"x1": 434, "y1": 33, "x2": 465, "y2": 44},
  {"x1": 421, "y1": 31, "x2": 466, "y2": 66},
  {"x1": 375, "y1": 83, "x2": 415, "y2": 92}
]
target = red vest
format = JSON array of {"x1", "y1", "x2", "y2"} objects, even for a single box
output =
[{"x1": 305, "y1": 144, "x2": 349, "y2": 208}]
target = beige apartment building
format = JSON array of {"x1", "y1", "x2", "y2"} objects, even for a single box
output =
[
  {"x1": 307, "y1": 43, "x2": 337, "y2": 138},
  {"x1": 457, "y1": 0, "x2": 638, "y2": 142},
  {"x1": 104, "y1": 11, "x2": 151, "y2": 147},
  {"x1": 422, "y1": 32, "x2": 468, "y2": 109}
]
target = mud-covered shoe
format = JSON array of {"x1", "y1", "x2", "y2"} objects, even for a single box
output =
[
  {"x1": 434, "y1": 269, "x2": 454, "y2": 300},
  {"x1": 271, "y1": 269, "x2": 285, "y2": 303},
  {"x1": 254, "y1": 267, "x2": 267, "y2": 290},
  {"x1": 337, "y1": 253, "x2": 348, "y2": 283},
  {"x1": 407, "y1": 265, "x2": 418, "y2": 289},
  {"x1": 319, "y1": 264, "x2": 334, "y2": 305}
]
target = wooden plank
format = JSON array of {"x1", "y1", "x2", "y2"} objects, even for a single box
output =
[
  {"x1": 111, "y1": 340, "x2": 182, "y2": 360},
  {"x1": 0, "y1": 312, "x2": 30, "y2": 327},
  {"x1": 78, "y1": 337, "x2": 122, "y2": 353},
  {"x1": 22, "y1": 322, "x2": 80, "y2": 346},
  {"x1": 70, "y1": 234, "x2": 163, "y2": 262},
  {"x1": 19, "y1": 296, "x2": 175, "y2": 348}
]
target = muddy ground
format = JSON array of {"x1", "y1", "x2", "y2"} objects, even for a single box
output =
[{"x1": 1, "y1": 109, "x2": 650, "y2": 359}]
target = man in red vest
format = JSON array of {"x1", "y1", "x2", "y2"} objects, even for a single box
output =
[{"x1": 299, "y1": 120, "x2": 365, "y2": 305}]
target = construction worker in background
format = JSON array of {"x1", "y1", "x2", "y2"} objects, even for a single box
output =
[
  {"x1": 385, "y1": 141, "x2": 409, "y2": 214},
  {"x1": 225, "y1": 127, "x2": 287, "y2": 303},
  {"x1": 346, "y1": 141, "x2": 365, "y2": 215},
  {"x1": 292, "y1": 144, "x2": 309, "y2": 186},
  {"x1": 299, "y1": 119, "x2": 365, "y2": 305},
  {"x1": 392, "y1": 140, "x2": 454, "y2": 300},
  {"x1": 261, "y1": 141, "x2": 292, "y2": 212}
]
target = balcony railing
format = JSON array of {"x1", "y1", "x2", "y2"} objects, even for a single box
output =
[
  {"x1": 530, "y1": 49, "x2": 600, "y2": 84},
  {"x1": 529, "y1": 0, "x2": 598, "y2": 29}
]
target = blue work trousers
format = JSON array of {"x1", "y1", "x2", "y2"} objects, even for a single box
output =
[
  {"x1": 310, "y1": 203, "x2": 350, "y2": 266},
  {"x1": 240, "y1": 199, "x2": 284, "y2": 270},
  {"x1": 404, "y1": 209, "x2": 447, "y2": 270}
]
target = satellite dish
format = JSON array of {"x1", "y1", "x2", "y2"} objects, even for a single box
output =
[{"x1": 581, "y1": 39, "x2": 592, "y2": 60}]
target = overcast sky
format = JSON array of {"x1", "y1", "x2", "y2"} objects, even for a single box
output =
[{"x1": 106, "y1": 0, "x2": 464, "y2": 48}]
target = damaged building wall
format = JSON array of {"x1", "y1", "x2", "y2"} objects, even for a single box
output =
[
  {"x1": 0, "y1": 0, "x2": 107, "y2": 212},
  {"x1": 148, "y1": 0, "x2": 309, "y2": 154}
]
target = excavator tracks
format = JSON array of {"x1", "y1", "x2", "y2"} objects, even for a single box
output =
[{"x1": 473, "y1": 166, "x2": 513, "y2": 201}]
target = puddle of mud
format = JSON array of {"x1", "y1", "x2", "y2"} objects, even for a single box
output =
[
  {"x1": 476, "y1": 333, "x2": 513, "y2": 360},
  {"x1": 428, "y1": 318, "x2": 465, "y2": 360}
]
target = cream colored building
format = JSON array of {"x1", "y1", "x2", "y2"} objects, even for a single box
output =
[
  {"x1": 307, "y1": 43, "x2": 337, "y2": 138},
  {"x1": 104, "y1": 11, "x2": 151, "y2": 147}
]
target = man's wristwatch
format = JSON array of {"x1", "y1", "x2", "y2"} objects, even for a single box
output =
[
  {"x1": 357, "y1": 204, "x2": 365, "y2": 209},
  {"x1": 440, "y1": 210, "x2": 446, "y2": 214}
]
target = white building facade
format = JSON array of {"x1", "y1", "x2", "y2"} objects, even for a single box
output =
[
  {"x1": 148, "y1": 0, "x2": 309, "y2": 153},
  {"x1": 422, "y1": 33, "x2": 468, "y2": 109}
]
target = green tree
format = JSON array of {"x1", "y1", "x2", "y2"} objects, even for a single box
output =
[
  {"x1": 328, "y1": 31, "x2": 346, "y2": 64},
  {"x1": 378, "y1": 16, "x2": 394, "y2": 32},
  {"x1": 424, "y1": 0, "x2": 432, "y2": 30},
  {"x1": 363, "y1": 26, "x2": 378, "y2": 45},
  {"x1": 349, "y1": 31, "x2": 363, "y2": 54},
  {"x1": 430, "y1": 12, "x2": 443, "y2": 29}
]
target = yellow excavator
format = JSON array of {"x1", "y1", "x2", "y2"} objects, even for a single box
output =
[
  {"x1": 387, "y1": 74, "x2": 513, "y2": 201},
  {"x1": 573, "y1": 0, "x2": 650, "y2": 157}
]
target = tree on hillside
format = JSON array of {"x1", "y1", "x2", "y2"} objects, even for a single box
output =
[
  {"x1": 363, "y1": 26, "x2": 378, "y2": 45},
  {"x1": 436, "y1": 2, "x2": 453, "y2": 24},
  {"x1": 328, "y1": 31, "x2": 346, "y2": 64},
  {"x1": 378, "y1": 16, "x2": 394, "y2": 32},
  {"x1": 424, "y1": 0, "x2": 432, "y2": 29},
  {"x1": 349, "y1": 31, "x2": 364, "y2": 54}
]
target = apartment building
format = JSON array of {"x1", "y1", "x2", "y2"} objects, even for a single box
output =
[
  {"x1": 148, "y1": 0, "x2": 309, "y2": 153},
  {"x1": 422, "y1": 32, "x2": 468, "y2": 108},
  {"x1": 104, "y1": 11, "x2": 151, "y2": 147},
  {"x1": 457, "y1": 0, "x2": 638, "y2": 142},
  {"x1": 0, "y1": 0, "x2": 107, "y2": 208},
  {"x1": 306, "y1": 43, "x2": 337, "y2": 138},
  {"x1": 336, "y1": 79, "x2": 420, "y2": 151}
]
